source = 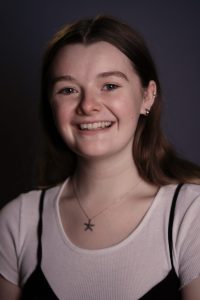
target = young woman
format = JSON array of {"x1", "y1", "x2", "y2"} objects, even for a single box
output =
[{"x1": 1, "y1": 15, "x2": 200, "y2": 300}]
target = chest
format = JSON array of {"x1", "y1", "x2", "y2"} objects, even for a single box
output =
[{"x1": 59, "y1": 195, "x2": 155, "y2": 250}]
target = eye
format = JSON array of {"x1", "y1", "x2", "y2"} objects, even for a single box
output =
[
  {"x1": 58, "y1": 87, "x2": 78, "y2": 95},
  {"x1": 102, "y1": 83, "x2": 120, "y2": 91}
]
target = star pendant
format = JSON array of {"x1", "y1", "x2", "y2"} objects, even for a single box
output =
[{"x1": 84, "y1": 219, "x2": 95, "y2": 231}]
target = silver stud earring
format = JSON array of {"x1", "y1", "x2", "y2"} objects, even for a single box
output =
[{"x1": 145, "y1": 108, "x2": 150, "y2": 116}]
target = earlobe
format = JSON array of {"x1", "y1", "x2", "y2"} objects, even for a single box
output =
[
  {"x1": 140, "y1": 80, "x2": 157, "y2": 116},
  {"x1": 144, "y1": 108, "x2": 150, "y2": 116}
]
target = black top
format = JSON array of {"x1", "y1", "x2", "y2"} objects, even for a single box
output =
[{"x1": 21, "y1": 184, "x2": 183, "y2": 300}]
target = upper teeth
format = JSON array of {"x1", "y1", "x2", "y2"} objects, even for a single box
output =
[{"x1": 79, "y1": 121, "x2": 112, "y2": 130}]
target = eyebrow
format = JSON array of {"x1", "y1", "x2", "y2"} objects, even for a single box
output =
[
  {"x1": 97, "y1": 71, "x2": 129, "y2": 81},
  {"x1": 51, "y1": 75, "x2": 76, "y2": 85},
  {"x1": 51, "y1": 70, "x2": 129, "y2": 85}
]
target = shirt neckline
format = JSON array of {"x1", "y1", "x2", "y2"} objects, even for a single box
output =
[{"x1": 54, "y1": 178, "x2": 165, "y2": 255}]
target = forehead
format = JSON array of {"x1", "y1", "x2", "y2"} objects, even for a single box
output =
[{"x1": 51, "y1": 41, "x2": 135, "y2": 77}]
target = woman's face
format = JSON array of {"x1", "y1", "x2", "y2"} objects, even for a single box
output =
[{"x1": 50, "y1": 41, "x2": 155, "y2": 160}]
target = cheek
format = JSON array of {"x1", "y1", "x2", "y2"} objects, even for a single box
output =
[
  {"x1": 52, "y1": 103, "x2": 71, "y2": 128},
  {"x1": 112, "y1": 95, "x2": 142, "y2": 121},
  {"x1": 51, "y1": 104, "x2": 75, "y2": 145}
]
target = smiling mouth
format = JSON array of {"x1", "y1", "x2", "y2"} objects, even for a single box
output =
[{"x1": 79, "y1": 121, "x2": 113, "y2": 130}]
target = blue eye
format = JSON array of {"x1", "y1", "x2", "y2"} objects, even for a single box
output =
[
  {"x1": 58, "y1": 87, "x2": 77, "y2": 95},
  {"x1": 103, "y1": 83, "x2": 119, "y2": 91}
]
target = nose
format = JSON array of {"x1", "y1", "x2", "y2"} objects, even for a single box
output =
[{"x1": 76, "y1": 90, "x2": 101, "y2": 115}]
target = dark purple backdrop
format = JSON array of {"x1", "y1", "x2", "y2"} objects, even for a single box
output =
[{"x1": 1, "y1": 0, "x2": 200, "y2": 207}]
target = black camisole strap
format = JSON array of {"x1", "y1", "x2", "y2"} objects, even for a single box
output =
[
  {"x1": 37, "y1": 189, "x2": 46, "y2": 267},
  {"x1": 168, "y1": 183, "x2": 184, "y2": 272},
  {"x1": 21, "y1": 189, "x2": 59, "y2": 299},
  {"x1": 139, "y1": 184, "x2": 184, "y2": 299}
]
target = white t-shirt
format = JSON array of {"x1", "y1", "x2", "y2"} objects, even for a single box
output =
[{"x1": 0, "y1": 180, "x2": 200, "y2": 300}]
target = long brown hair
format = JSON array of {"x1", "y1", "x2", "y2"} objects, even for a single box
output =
[{"x1": 38, "y1": 15, "x2": 200, "y2": 186}]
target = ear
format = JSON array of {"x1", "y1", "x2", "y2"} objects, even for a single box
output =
[{"x1": 140, "y1": 80, "x2": 157, "y2": 116}]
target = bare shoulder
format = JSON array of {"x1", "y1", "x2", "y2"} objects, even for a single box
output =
[{"x1": 0, "y1": 275, "x2": 21, "y2": 300}]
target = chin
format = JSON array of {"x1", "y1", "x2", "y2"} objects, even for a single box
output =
[{"x1": 75, "y1": 149, "x2": 111, "y2": 160}]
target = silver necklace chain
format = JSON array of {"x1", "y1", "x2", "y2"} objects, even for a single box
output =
[{"x1": 72, "y1": 178, "x2": 141, "y2": 231}]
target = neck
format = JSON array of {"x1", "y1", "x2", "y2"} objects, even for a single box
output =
[{"x1": 72, "y1": 153, "x2": 141, "y2": 206}]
